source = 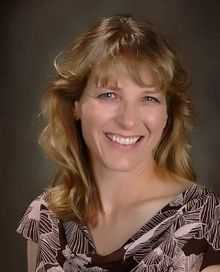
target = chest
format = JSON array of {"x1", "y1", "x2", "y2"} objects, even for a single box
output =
[{"x1": 89, "y1": 196, "x2": 175, "y2": 256}]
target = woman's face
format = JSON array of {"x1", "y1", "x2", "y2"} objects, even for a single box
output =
[{"x1": 74, "y1": 65, "x2": 168, "y2": 174}]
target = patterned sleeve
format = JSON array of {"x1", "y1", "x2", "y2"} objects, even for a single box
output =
[
  {"x1": 16, "y1": 193, "x2": 48, "y2": 243},
  {"x1": 200, "y1": 192, "x2": 220, "y2": 270}
]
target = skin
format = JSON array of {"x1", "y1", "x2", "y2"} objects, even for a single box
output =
[
  {"x1": 75, "y1": 67, "x2": 167, "y2": 179},
  {"x1": 27, "y1": 66, "x2": 220, "y2": 272},
  {"x1": 201, "y1": 266, "x2": 220, "y2": 272},
  {"x1": 27, "y1": 65, "x2": 220, "y2": 271},
  {"x1": 73, "y1": 65, "x2": 220, "y2": 272},
  {"x1": 74, "y1": 65, "x2": 192, "y2": 255},
  {"x1": 27, "y1": 240, "x2": 38, "y2": 272},
  {"x1": 76, "y1": 70, "x2": 168, "y2": 175}
]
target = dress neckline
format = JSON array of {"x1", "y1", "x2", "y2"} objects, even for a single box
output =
[{"x1": 81, "y1": 182, "x2": 198, "y2": 258}]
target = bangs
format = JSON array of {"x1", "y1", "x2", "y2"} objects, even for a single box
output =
[
  {"x1": 55, "y1": 15, "x2": 175, "y2": 93},
  {"x1": 90, "y1": 54, "x2": 169, "y2": 93}
]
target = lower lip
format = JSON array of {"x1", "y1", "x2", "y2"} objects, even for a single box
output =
[{"x1": 104, "y1": 134, "x2": 143, "y2": 150}]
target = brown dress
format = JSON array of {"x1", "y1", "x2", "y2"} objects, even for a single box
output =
[{"x1": 17, "y1": 183, "x2": 220, "y2": 271}]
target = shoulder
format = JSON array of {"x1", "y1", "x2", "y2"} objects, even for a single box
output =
[
  {"x1": 179, "y1": 183, "x2": 220, "y2": 249},
  {"x1": 169, "y1": 182, "x2": 220, "y2": 217},
  {"x1": 168, "y1": 183, "x2": 220, "y2": 244},
  {"x1": 20, "y1": 191, "x2": 50, "y2": 221},
  {"x1": 17, "y1": 191, "x2": 58, "y2": 242},
  {"x1": 179, "y1": 183, "x2": 220, "y2": 210},
  {"x1": 179, "y1": 183, "x2": 220, "y2": 220}
]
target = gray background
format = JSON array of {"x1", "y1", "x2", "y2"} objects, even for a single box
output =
[{"x1": 2, "y1": 1, "x2": 220, "y2": 271}]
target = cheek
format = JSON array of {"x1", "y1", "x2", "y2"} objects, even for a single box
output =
[
  {"x1": 86, "y1": 98, "x2": 116, "y2": 118},
  {"x1": 143, "y1": 107, "x2": 167, "y2": 131},
  {"x1": 80, "y1": 101, "x2": 113, "y2": 137}
]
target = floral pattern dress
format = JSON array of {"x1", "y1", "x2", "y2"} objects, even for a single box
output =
[{"x1": 17, "y1": 183, "x2": 220, "y2": 271}]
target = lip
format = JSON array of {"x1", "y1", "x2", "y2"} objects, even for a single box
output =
[
  {"x1": 104, "y1": 132, "x2": 144, "y2": 149},
  {"x1": 105, "y1": 132, "x2": 143, "y2": 138}
]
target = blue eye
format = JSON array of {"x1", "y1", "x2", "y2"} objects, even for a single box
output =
[
  {"x1": 143, "y1": 96, "x2": 160, "y2": 104},
  {"x1": 97, "y1": 91, "x2": 117, "y2": 100}
]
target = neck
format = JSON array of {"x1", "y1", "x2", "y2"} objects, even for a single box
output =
[{"x1": 92, "y1": 160, "x2": 166, "y2": 216}]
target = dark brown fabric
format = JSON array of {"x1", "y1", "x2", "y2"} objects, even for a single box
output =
[{"x1": 17, "y1": 183, "x2": 220, "y2": 271}]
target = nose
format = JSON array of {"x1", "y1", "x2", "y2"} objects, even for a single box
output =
[{"x1": 115, "y1": 101, "x2": 138, "y2": 130}]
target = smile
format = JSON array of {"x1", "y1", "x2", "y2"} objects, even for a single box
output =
[{"x1": 105, "y1": 133, "x2": 143, "y2": 145}]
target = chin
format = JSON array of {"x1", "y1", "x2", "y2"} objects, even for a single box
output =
[{"x1": 102, "y1": 159, "x2": 143, "y2": 173}]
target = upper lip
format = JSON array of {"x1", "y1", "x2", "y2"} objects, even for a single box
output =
[{"x1": 105, "y1": 132, "x2": 143, "y2": 138}]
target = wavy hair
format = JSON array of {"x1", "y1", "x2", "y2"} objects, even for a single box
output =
[{"x1": 39, "y1": 15, "x2": 196, "y2": 225}]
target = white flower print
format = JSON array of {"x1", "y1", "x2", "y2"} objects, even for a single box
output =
[
  {"x1": 47, "y1": 266, "x2": 64, "y2": 272},
  {"x1": 17, "y1": 184, "x2": 220, "y2": 272}
]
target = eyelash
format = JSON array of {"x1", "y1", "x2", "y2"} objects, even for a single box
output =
[
  {"x1": 97, "y1": 91, "x2": 160, "y2": 104},
  {"x1": 142, "y1": 96, "x2": 160, "y2": 103},
  {"x1": 97, "y1": 91, "x2": 116, "y2": 100}
]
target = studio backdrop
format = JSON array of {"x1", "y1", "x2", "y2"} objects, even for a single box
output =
[{"x1": 2, "y1": 1, "x2": 220, "y2": 271}]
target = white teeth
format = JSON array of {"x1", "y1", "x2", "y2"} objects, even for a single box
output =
[{"x1": 109, "y1": 134, "x2": 140, "y2": 145}]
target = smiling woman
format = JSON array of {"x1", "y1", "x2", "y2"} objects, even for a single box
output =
[
  {"x1": 17, "y1": 15, "x2": 220, "y2": 272},
  {"x1": 75, "y1": 63, "x2": 168, "y2": 175}
]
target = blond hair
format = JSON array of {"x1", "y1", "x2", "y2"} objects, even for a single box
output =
[{"x1": 39, "y1": 15, "x2": 195, "y2": 225}]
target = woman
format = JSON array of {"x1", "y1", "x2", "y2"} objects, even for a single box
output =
[{"x1": 17, "y1": 15, "x2": 220, "y2": 271}]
